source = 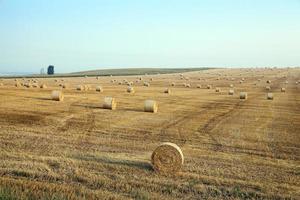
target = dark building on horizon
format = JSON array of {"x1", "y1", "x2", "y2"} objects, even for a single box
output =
[{"x1": 47, "y1": 65, "x2": 54, "y2": 75}]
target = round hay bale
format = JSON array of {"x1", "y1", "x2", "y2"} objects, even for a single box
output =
[
  {"x1": 239, "y1": 80, "x2": 243, "y2": 84},
  {"x1": 62, "y1": 84, "x2": 68, "y2": 89},
  {"x1": 51, "y1": 90, "x2": 64, "y2": 101},
  {"x1": 171, "y1": 82, "x2": 176, "y2": 87},
  {"x1": 228, "y1": 89, "x2": 234, "y2": 95},
  {"x1": 285, "y1": 81, "x2": 288, "y2": 84},
  {"x1": 15, "y1": 82, "x2": 21, "y2": 87},
  {"x1": 266, "y1": 80, "x2": 271, "y2": 84},
  {"x1": 127, "y1": 86, "x2": 135, "y2": 93},
  {"x1": 144, "y1": 82, "x2": 150, "y2": 87},
  {"x1": 144, "y1": 100, "x2": 158, "y2": 113},
  {"x1": 103, "y1": 97, "x2": 116, "y2": 110},
  {"x1": 265, "y1": 86, "x2": 271, "y2": 91},
  {"x1": 267, "y1": 93, "x2": 273, "y2": 100},
  {"x1": 185, "y1": 83, "x2": 191, "y2": 88},
  {"x1": 40, "y1": 84, "x2": 47, "y2": 89},
  {"x1": 229, "y1": 84, "x2": 234, "y2": 88},
  {"x1": 196, "y1": 84, "x2": 201, "y2": 88},
  {"x1": 215, "y1": 87, "x2": 220, "y2": 92},
  {"x1": 281, "y1": 87, "x2": 286, "y2": 92},
  {"x1": 207, "y1": 85, "x2": 212, "y2": 89},
  {"x1": 76, "y1": 85, "x2": 84, "y2": 91},
  {"x1": 164, "y1": 88, "x2": 171, "y2": 94},
  {"x1": 240, "y1": 92, "x2": 248, "y2": 99},
  {"x1": 151, "y1": 142, "x2": 184, "y2": 174},
  {"x1": 96, "y1": 86, "x2": 103, "y2": 92}
]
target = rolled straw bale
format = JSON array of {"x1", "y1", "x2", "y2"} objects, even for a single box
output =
[
  {"x1": 51, "y1": 90, "x2": 64, "y2": 101},
  {"x1": 266, "y1": 80, "x2": 271, "y2": 84},
  {"x1": 144, "y1": 82, "x2": 150, "y2": 87},
  {"x1": 40, "y1": 84, "x2": 47, "y2": 89},
  {"x1": 15, "y1": 82, "x2": 21, "y2": 87},
  {"x1": 240, "y1": 92, "x2": 248, "y2": 99},
  {"x1": 267, "y1": 93, "x2": 273, "y2": 100},
  {"x1": 229, "y1": 84, "x2": 234, "y2": 88},
  {"x1": 239, "y1": 80, "x2": 243, "y2": 84},
  {"x1": 77, "y1": 85, "x2": 84, "y2": 91},
  {"x1": 171, "y1": 82, "x2": 176, "y2": 87},
  {"x1": 215, "y1": 87, "x2": 220, "y2": 92},
  {"x1": 96, "y1": 86, "x2": 103, "y2": 92},
  {"x1": 164, "y1": 88, "x2": 171, "y2": 94},
  {"x1": 285, "y1": 81, "x2": 288, "y2": 84},
  {"x1": 196, "y1": 84, "x2": 201, "y2": 88},
  {"x1": 151, "y1": 142, "x2": 184, "y2": 174},
  {"x1": 207, "y1": 85, "x2": 212, "y2": 89},
  {"x1": 228, "y1": 89, "x2": 234, "y2": 95},
  {"x1": 265, "y1": 86, "x2": 271, "y2": 91},
  {"x1": 144, "y1": 100, "x2": 158, "y2": 113},
  {"x1": 127, "y1": 86, "x2": 135, "y2": 93},
  {"x1": 281, "y1": 88, "x2": 286, "y2": 92},
  {"x1": 62, "y1": 84, "x2": 68, "y2": 89},
  {"x1": 185, "y1": 83, "x2": 191, "y2": 88},
  {"x1": 103, "y1": 97, "x2": 116, "y2": 110}
]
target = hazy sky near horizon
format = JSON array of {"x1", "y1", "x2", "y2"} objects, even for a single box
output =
[{"x1": 0, "y1": 0, "x2": 299, "y2": 73}]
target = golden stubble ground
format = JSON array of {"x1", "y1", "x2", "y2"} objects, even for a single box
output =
[{"x1": 0, "y1": 68, "x2": 299, "y2": 199}]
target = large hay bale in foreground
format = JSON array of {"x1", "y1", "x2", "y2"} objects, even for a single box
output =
[
  {"x1": 96, "y1": 86, "x2": 103, "y2": 92},
  {"x1": 144, "y1": 100, "x2": 158, "y2": 113},
  {"x1": 51, "y1": 91, "x2": 64, "y2": 101},
  {"x1": 281, "y1": 87, "x2": 286, "y2": 92},
  {"x1": 240, "y1": 92, "x2": 248, "y2": 99},
  {"x1": 103, "y1": 97, "x2": 116, "y2": 110},
  {"x1": 151, "y1": 142, "x2": 184, "y2": 174},
  {"x1": 267, "y1": 93, "x2": 273, "y2": 100},
  {"x1": 228, "y1": 89, "x2": 234, "y2": 95},
  {"x1": 127, "y1": 86, "x2": 135, "y2": 93}
]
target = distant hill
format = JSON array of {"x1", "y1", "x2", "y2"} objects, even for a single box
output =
[{"x1": 69, "y1": 68, "x2": 212, "y2": 76}]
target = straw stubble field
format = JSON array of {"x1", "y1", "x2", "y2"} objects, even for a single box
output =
[{"x1": 0, "y1": 68, "x2": 299, "y2": 199}]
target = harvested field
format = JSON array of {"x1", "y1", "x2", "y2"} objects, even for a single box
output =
[{"x1": 0, "y1": 68, "x2": 299, "y2": 199}]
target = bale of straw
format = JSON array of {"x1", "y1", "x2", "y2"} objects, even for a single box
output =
[
  {"x1": 103, "y1": 97, "x2": 116, "y2": 110},
  {"x1": 96, "y1": 86, "x2": 103, "y2": 92},
  {"x1": 127, "y1": 86, "x2": 135, "y2": 93},
  {"x1": 164, "y1": 88, "x2": 171, "y2": 94},
  {"x1": 240, "y1": 92, "x2": 248, "y2": 99},
  {"x1": 40, "y1": 84, "x2": 47, "y2": 89},
  {"x1": 62, "y1": 84, "x2": 68, "y2": 89},
  {"x1": 77, "y1": 85, "x2": 84, "y2": 91},
  {"x1": 265, "y1": 86, "x2": 271, "y2": 91},
  {"x1": 229, "y1": 84, "x2": 234, "y2": 88},
  {"x1": 267, "y1": 93, "x2": 273, "y2": 100},
  {"x1": 196, "y1": 84, "x2": 201, "y2": 88},
  {"x1": 207, "y1": 85, "x2": 212, "y2": 89},
  {"x1": 266, "y1": 80, "x2": 271, "y2": 84},
  {"x1": 15, "y1": 82, "x2": 21, "y2": 87},
  {"x1": 215, "y1": 88, "x2": 220, "y2": 92},
  {"x1": 239, "y1": 80, "x2": 243, "y2": 84},
  {"x1": 171, "y1": 82, "x2": 176, "y2": 87},
  {"x1": 144, "y1": 82, "x2": 150, "y2": 87},
  {"x1": 151, "y1": 142, "x2": 184, "y2": 174},
  {"x1": 285, "y1": 81, "x2": 288, "y2": 84},
  {"x1": 144, "y1": 100, "x2": 158, "y2": 113},
  {"x1": 228, "y1": 89, "x2": 234, "y2": 95},
  {"x1": 185, "y1": 84, "x2": 191, "y2": 88},
  {"x1": 281, "y1": 88, "x2": 286, "y2": 92},
  {"x1": 51, "y1": 90, "x2": 64, "y2": 101}
]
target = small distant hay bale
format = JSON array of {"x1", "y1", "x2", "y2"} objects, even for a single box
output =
[
  {"x1": 242, "y1": 78, "x2": 245, "y2": 81},
  {"x1": 281, "y1": 88, "x2": 286, "y2": 92},
  {"x1": 40, "y1": 84, "x2": 47, "y2": 89},
  {"x1": 51, "y1": 90, "x2": 64, "y2": 101},
  {"x1": 58, "y1": 83, "x2": 63, "y2": 87},
  {"x1": 151, "y1": 142, "x2": 184, "y2": 174},
  {"x1": 285, "y1": 81, "x2": 288, "y2": 84},
  {"x1": 207, "y1": 85, "x2": 212, "y2": 89},
  {"x1": 229, "y1": 84, "x2": 234, "y2": 88},
  {"x1": 24, "y1": 83, "x2": 32, "y2": 88},
  {"x1": 240, "y1": 92, "x2": 248, "y2": 99},
  {"x1": 266, "y1": 80, "x2": 271, "y2": 84},
  {"x1": 267, "y1": 93, "x2": 273, "y2": 100},
  {"x1": 103, "y1": 97, "x2": 116, "y2": 110},
  {"x1": 32, "y1": 83, "x2": 39, "y2": 88},
  {"x1": 76, "y1": 85, "x2": 84, "y2": 91},
  {"x1": 144, "y1": 82, "x2": 150, "y2": 87},
  {"x1": 144, "y1": 100, "x2": 158, "y2": 113},
  {"x1": 118, "y1": 82, "x2": 122, "y2": 85},
  {"x1": 296, "y1": 81, "x2": 298, "y2": 85},
  {"x1": 164, "y1": 88, "x2": 171, "y2": 94},
  {"x1": 62, "y1": 84, "x2": 68, "y2": 89},
  {"x1": 54, "y1": 79, "x2": 58, "y2": 82},
  {"x1": 150, "y1": 78, "x2": 154, "y2": 81},
  {"x1": 185, "y1": 83, "x2": 191, "y2": 88},
  {"x1": 239, "y1": 80, "x2": 243, "y2": 84},
  {"x1": 171, "y1": 82, "x2": 176, "y2": 87},
  {"x1": 127, "y1": 86, "x2": 135, "y2": 93},
  {"x1": 15, "y1": 82, "x2": 21, "y2": 87},
  {"x1": 96, "y1": 86, "x2": 103, "y2": 92},
  {"x1": 215, "y1": 88, "x2": 220, "y2": 92},
  {"x1": 228, "y1": 89, "x2": 234, "y2": 95},
  {"x1": 265, "y1": 86, "x2": 271, "y2": 91},
  {"x1": 196, "y1": 84, "x2": 201, "y2": 88}
]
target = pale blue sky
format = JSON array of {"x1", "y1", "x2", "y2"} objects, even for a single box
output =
[{"x1": 0, "y1": 0, "x2": 299, "y2": 73}]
